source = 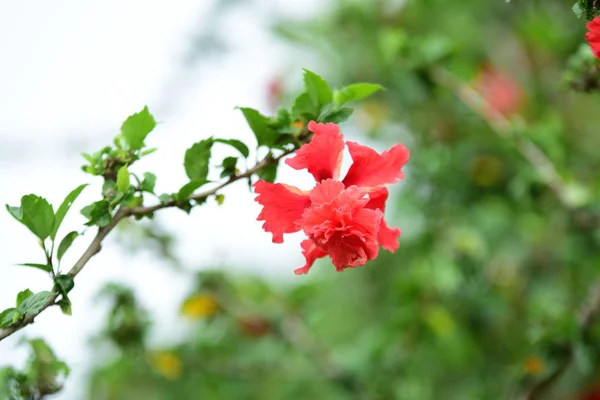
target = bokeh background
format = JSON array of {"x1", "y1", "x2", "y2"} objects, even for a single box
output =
[{"x1": 2, "y1": 0, "x2": 600, "y2": 399}]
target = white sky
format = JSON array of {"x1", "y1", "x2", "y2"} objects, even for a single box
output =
[{"x1": 0, "y1": 1, "x2": 324, "y2": 398}]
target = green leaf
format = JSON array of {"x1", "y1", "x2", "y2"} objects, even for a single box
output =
[
  {"x1": 17, "y1": 291, "x2": 53, "y2": 315},
  {"x1": 322, "y1": 107, "x2": 354, "y2": 124},
  {"x1": 54, "y1": 274, "x2": 75, "y2": 295},
  {"x1": 116, "y1": 165, "x2": 130, "y2": 193},
  {"x1": 214, "y1": 139, "x2": 250, "y2": 158},
  {"x1": 16, "y1": 263, "x2": 53, "y2": 273},
  {"x1": 51, "y1": 184, "x2": 88, "y2": 241},
  {"x1": 292, "y1": 92, "x2": 318, "y2": 120},
  {"x1": 120, "y1": 106, "x2": 156, "y2": 150},
  {"x1": 16, "y1": 290, "x2": 33, "y2": 307},
  {"x1": 8, "y1": 195, "x2": 55, "y2": 240},
  {"x1": 57, "y1": 231, "x2": 79, "y2": 261},
  {"x1": 303, "y1": 69, "x2": 333, "y2": 107},
  {"x1": 158, "y1": 193, "x2": 173, "y2": 204},
  {"x1": 6, "y1": 205, "x2": 22, "y2": 221},
  {"x1": 176, "y1": 180, "x2": 210, "y2": 201},
  {"x1": 22, "y1": 195, "x2": 56, "y2": 240},
  {"x1": 58, "y1": 298, "x2": 72, "y2": 316},
  {"x1": 141, "y1": 172, "x2": 157, "y2": 193},
  {"x1": 258, "y1": 162, "x2": 278, "y2": 183},
  {"x1": 334, "y1": 83, "x2": 385, "y2": 106},
  {"x1": 215, "y1": 194, "x2": 225, "y2": 205},
  {"x1": 0, "y1": 308, "x2": 20, "y2": 328},
  {"x1": 274, "y1": 108, "x2": 292, "y2": 128},
  {"x1": 573, "y1": 2, "x2": 583, "y2": 18},
  {"x1": 220, "y1": 156, "x2": 238, "y2": 179},
  {"x1": 140, "y1": 147, "x2": 157, "y2": 157},
  {"x1": 81, "y1": 200, "x2": 112, "y2": 227},
  {"x1": 184, "y1": 139, "x2": 214, "y2": 181},
  {"x1": 239, "y1": 108, "x2": 278, "y2": 147}
]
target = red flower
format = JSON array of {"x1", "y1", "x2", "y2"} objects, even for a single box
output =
[
  {"x1": 586, "y1": 17, "x2": 600, "y2": 60},
  {"x1": 254, "y1": 121, "x2": 409, "y2": 275},
  {"x1": 473, "y1": 66, "x2": 523, "y2": 119}
]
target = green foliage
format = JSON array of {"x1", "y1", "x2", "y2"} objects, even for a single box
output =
[
  {"x1": 53, "y1": 274, "x2": 75, "y2": 316},
  {"x1": 577, "y1": 0, "x2": 600, "y2": 20},
  {"x1": 239, "y1": 107, "x2": 279, "y2": 147},
  {"x1": 257, "y1": 162, "x2": 278, "y2": 183},
  {"x1": 303, "y1": 68, "x2": 333, "y2": 108},
  {"x1": 318, "y1": 105, "x2": 354, "y2": 124},
  {"x1": 56, "y1": 231, "x2": 79, "y2": 261},
  {"x1": 292, "y1": 91, "x2": 318, "y2": 120},
  {"x1": 120, "y1": 106, "x2": 157, "y2": 151},
  {"x1": 334, "y1": 83, "x2": 384, "y2": 106},
  {"x1": 16, "y1": 263, "x2": 52, "y2": 273},
  {"x1": 0, "y1": 339, "x2": 69, "y2": 399},
  {"x1": 220, "y1": 156, "x2": 238, "y2": 179},
  {"x1": 184, "y1": 139, "x2": 214, "y2": 181},
  {"x1": 16, "y1": 290, "x2": 33, "y2": 307},
  {"x1": 214, "y1": 138, "x2": 250, "y2": 158},
  {"x1": 81, "y1": 200, "x2": 112, "y2": 227},
  {"x1": 7, "y1": 195, "x2": 55, "y2": 240},
  {"x1": 0, "y1": 308, "x2": 20, "y2": 328},
  {"x1": 0, "y1": 291, "x2": 54, "y2": 329},
  {"x1": 51, "y1": 184, "x2": 87, "y2": 241},
  {"x1": 563, "y1": 43, "x2": 600, "y2": 92},
  {"x1": 141, "y1": 172, "x2": 157, "y2": 193},
  {"x1": 17, "y1": 291, "x2": 53, "y2": 316},
  {"x1": 98, "y1": 283, "x2": 151, "y2": 350},
  {"x1": 176, "y1": 180, "x2": 210, "y2": 202},
  {"x1": 116, "y1": 165, "x2": 131, "y2": 193}
]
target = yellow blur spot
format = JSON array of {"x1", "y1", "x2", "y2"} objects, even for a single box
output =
[
  {"x1": 524, "y1": 356, "x2": 544, "y2": 375},
  {"x1": 292, "y1": 120, "x2": 304, "y2": 131},
  {"x1": 181, "y1": 294, "x2": 218, "y2": 319},
  {"x1": 149, "y1": 351, "x2": 182, "y2": 380}
]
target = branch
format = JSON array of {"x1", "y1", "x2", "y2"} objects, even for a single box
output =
[
  {"x1": 0, "y1": 148, "x2": 295, "y2": 342},
  {"x1": 522, "y1": 279, "x2": 600, "y2": 400}
]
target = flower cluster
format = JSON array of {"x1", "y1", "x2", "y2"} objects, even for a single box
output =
[{"x1": 254, "y1": 121, "x2": 409, "y2": 275}]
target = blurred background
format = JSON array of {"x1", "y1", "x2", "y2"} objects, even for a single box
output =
[{"x1": 2, "y1": 0, "x2": 600, "y2": 399}]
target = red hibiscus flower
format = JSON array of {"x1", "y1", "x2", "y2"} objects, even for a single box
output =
[
  {"x1": 254, "y1": 121, "x2": 409, "y2": 275},
  {"x1": 586, "y1": 17, "x2": 600, "y2": 60}
]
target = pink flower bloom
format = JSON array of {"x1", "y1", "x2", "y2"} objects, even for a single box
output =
[{"x1": 254, "y1": 121, "x2": 409, "y2": 275}]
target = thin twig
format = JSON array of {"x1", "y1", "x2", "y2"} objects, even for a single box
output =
[{"x1": 0, "y1": 148, "x2": 295, "y2": 342}]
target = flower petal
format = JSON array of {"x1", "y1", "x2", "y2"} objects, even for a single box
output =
[
  {"x1": 285, "y1": 121, "x2": 345, "y2": 182},
  {"x1": 294, "y1": 239, "x2": 327, "y2": 275},
  {"x1": 586, "y1": 17, "x2": 600, "y2": 59},
  {"x1": 365, "y1": 187, "x2": 401, "y2": 252},
  {"x1": 342, "y1": 141, "x2": 409, "y2": 188},
  {"x1": 309, "y1": 178, "x2": 345, "y2": 206},
  {"x1": 328, "y1": 234, "x2": 380, "y2": 271},
  {"x1": 254, "y1": 180, "x2": 311, "y2": 243}
]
